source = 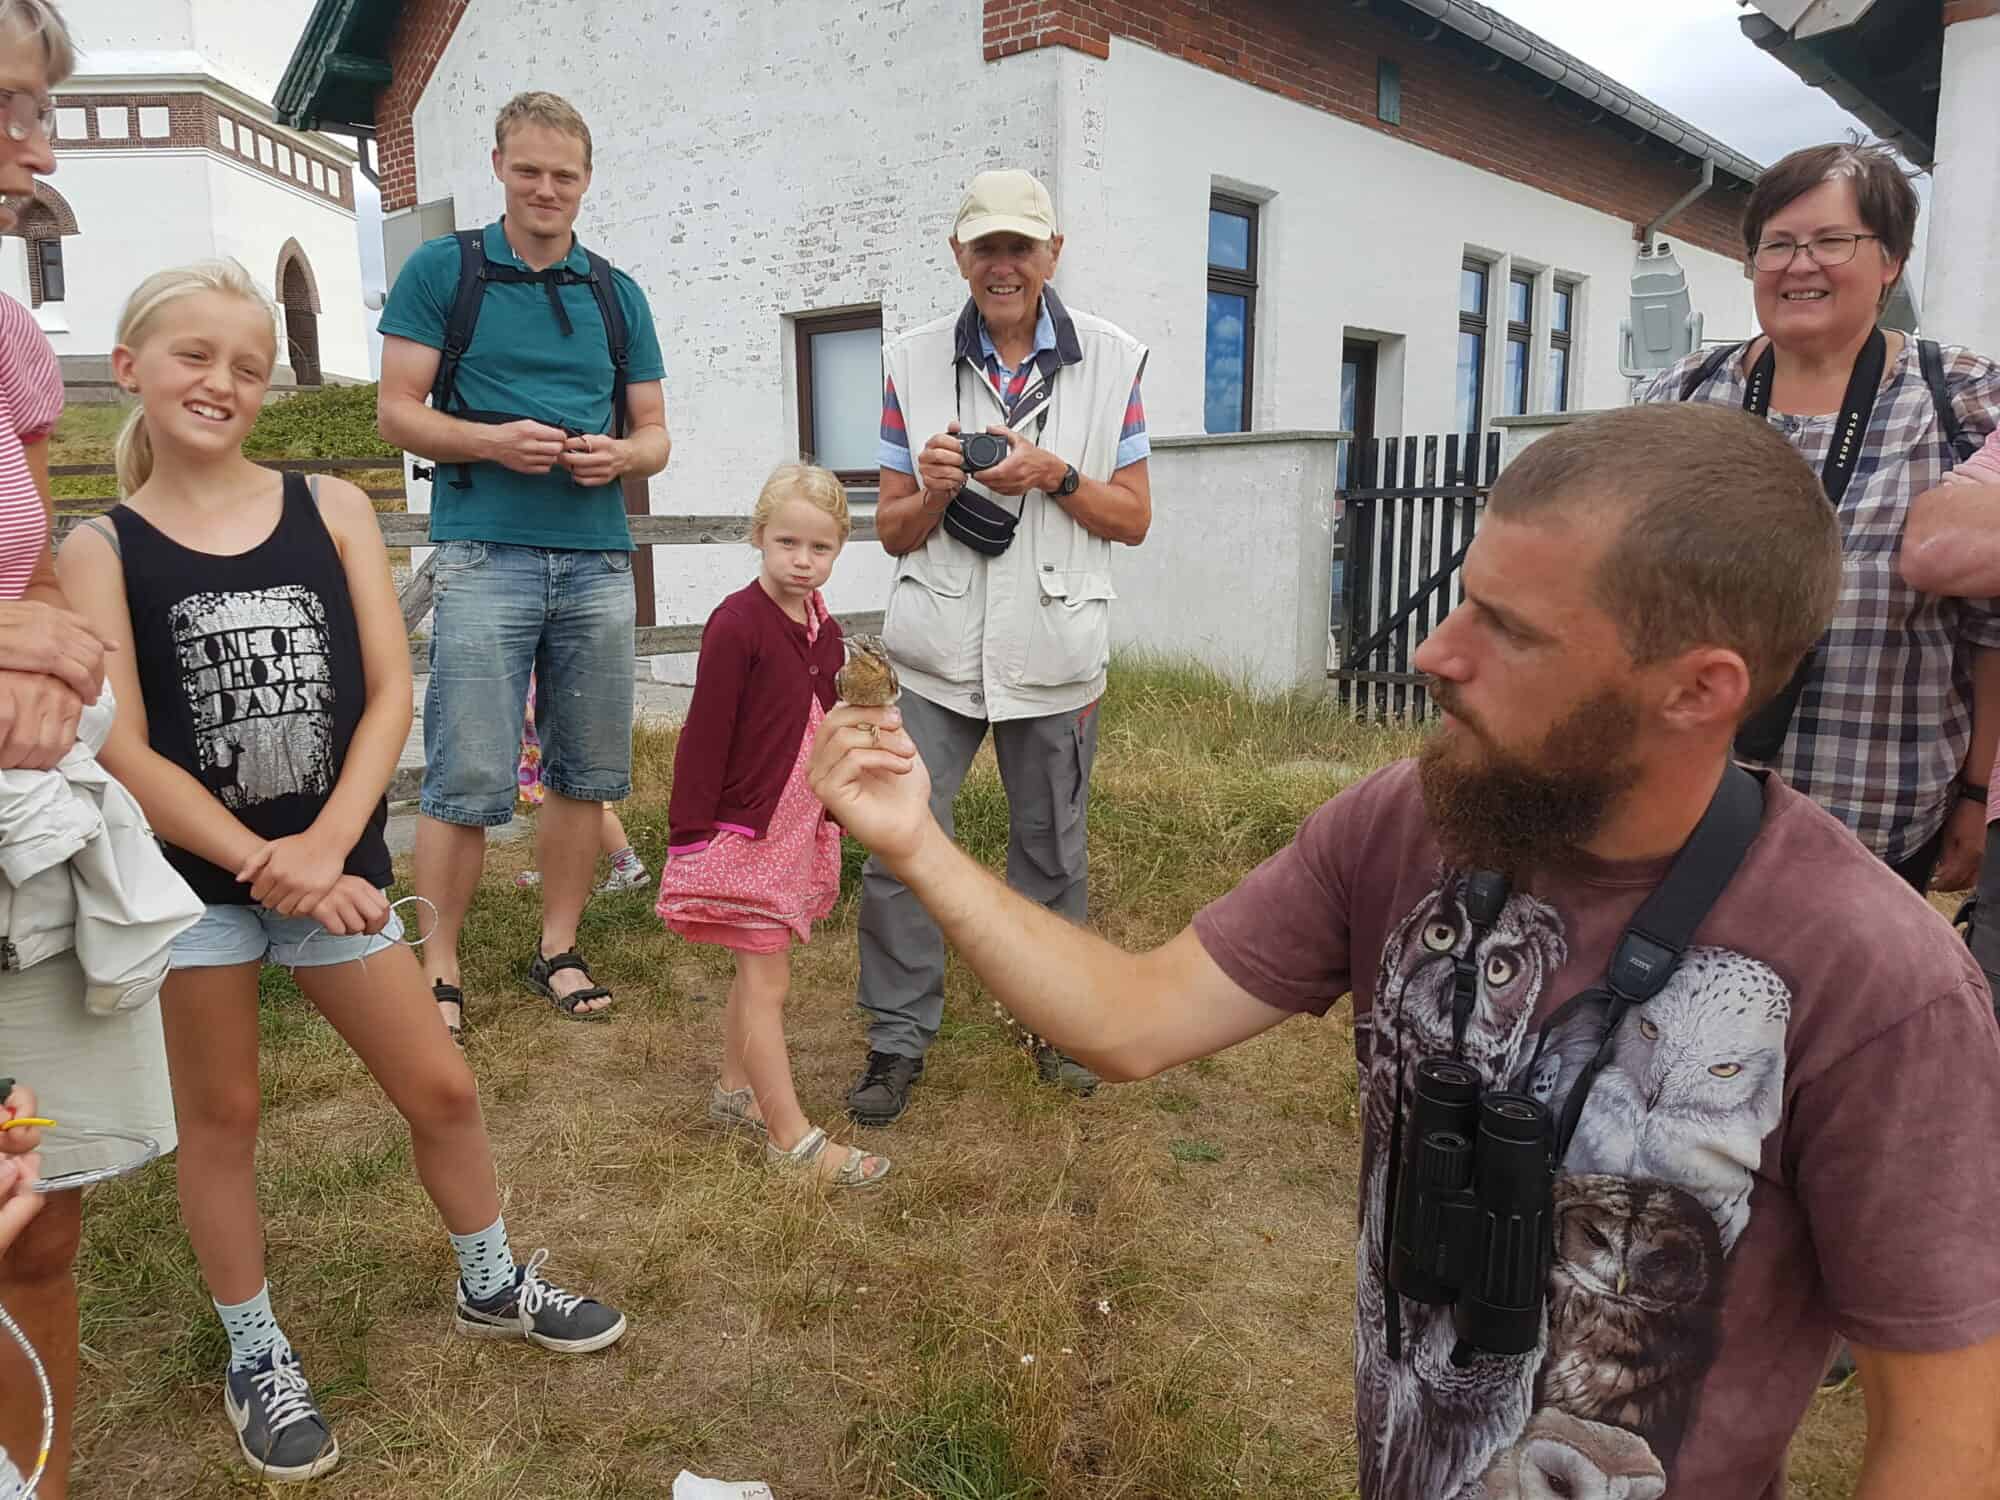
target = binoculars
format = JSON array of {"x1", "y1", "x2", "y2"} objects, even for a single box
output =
[{"x1": 1386, "y1": 1055, "x2": 1555, "y2": 1358}]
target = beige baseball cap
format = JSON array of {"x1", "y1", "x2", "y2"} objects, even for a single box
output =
[{"x1": 953, "y1": 168, "x2": 1057, "y2": 243}]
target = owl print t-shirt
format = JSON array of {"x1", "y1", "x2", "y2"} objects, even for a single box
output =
[{"x1": 1193, "y1": 758, "x2": 2000, "y2": 1500}]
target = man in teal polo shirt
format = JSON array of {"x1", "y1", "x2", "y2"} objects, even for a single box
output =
[{"x1": 378, "y1": 90, "x2": 669, "y2": 1035}]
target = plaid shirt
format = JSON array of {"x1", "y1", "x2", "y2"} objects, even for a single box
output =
[{"x1": 1640, "y1": 339, "x2": 2000, "y2": 865}]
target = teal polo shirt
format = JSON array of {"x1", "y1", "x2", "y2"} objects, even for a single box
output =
[{"x1": 379, "y1": 220, "x2": 666, "y2": 551}]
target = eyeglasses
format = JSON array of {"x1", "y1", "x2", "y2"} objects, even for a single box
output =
[
  {"x1": 1751, "y1": 233, "x2": 1882, "y2": 273},
  {"x1": 0, "y1": 90, "x2": 55, "y2": 144}
]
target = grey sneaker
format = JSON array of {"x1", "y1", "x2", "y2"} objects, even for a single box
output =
[
  {"x1": 454, "y1": 1248, "x2": 628, "y2": 1354},
  {"x1": 223, "y1": 1348, "x2": 339, "y2": 1482},
  {"x1": 596, "y1": 861, "x2": 650, "y2": 894},
  {"x1": 1035, "y1": 1043, "x2": 1101, "y2": 1096}
]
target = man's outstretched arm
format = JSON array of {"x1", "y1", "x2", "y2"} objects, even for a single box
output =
[{"x1": 809, "y1": 704, "x2": 1296, "y2": 1080}]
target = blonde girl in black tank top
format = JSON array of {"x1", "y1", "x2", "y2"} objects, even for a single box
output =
[{"x1": 56, "y1": 261, "x2": 628, "y2": 1483}]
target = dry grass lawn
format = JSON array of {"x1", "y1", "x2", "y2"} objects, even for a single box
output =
[{"x1": 66, "y1": 660, "x2": 1871, "y2": 1496}]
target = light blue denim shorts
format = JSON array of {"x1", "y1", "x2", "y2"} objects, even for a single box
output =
[
  {"x1": 421, "y1": 540, "x2": 637, "y2": 827},
  {"x1": 170, "y1": 903, "x2": 406, "y2": 970}
]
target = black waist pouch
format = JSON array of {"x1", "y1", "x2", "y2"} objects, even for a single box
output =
[{"x1": 942, "y1": 488, "x2": 1021, "y2": 557}]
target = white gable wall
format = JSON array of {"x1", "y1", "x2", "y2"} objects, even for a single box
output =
[
  {"x1": 407, "y1": 0, "x2": 1059, "y2": 629},
  {"x1": 1063, "y1": 37, "x2": 1756, "y2": 440}
]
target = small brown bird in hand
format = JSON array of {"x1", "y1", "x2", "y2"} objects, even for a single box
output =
[{"x1": 835, "y1": 636, "x2": 901, "y2": 734}]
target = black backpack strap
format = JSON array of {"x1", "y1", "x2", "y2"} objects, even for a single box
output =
[
  {"x1": 581, "y1": 249, "x2": 630, "y2": 438},
  {"x1": 431, "y1": 229, "x2": 488, "y2": 416},
  {"x1": 1678, "y1": 341, "x2": 1742, "y2": 402},
  {"x1": 420, "y1": 229, "x2": 491, "y2": 491},
  {"x1": 1919, "y1": 339, "x2": 1979, "y2": 463}
]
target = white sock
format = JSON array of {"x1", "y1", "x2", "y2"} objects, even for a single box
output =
[
  {"x1": 215, "y1": 1282, "x2": 288, "y2": 1372},
  {"x1": 450, "y1": 1215, "x2": 516, "y2": 1303}
]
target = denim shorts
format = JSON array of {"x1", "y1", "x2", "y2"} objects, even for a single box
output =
[
  {"x1": 421, "y1": 540, "x2": 637, "y2": 826},
  {"x1": 171, "y1": 904, "x2": 406, "y2": 969}
]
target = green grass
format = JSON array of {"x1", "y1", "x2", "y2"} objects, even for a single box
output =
[
  {"x1": 51, "y1": 384, "x2": 401, "y2": 507},
  {"x1": 66, "y1": 658, "x2": 1872, "y2": 1498}
]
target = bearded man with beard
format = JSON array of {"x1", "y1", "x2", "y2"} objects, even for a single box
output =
[{"x1": 808, "y1": 402, "x2": 2000, "y2": 1500}]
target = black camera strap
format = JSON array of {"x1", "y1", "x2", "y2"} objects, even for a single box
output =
[
  {"x1": 1525, "y1": 763, "x2": 1767, "y2": 1163},
  {"x1": 1731, "y1": 326, "x2": 1886, "y2": 760}
]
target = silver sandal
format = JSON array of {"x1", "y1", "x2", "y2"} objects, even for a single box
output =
[
  {"x1": 707, "y1": 1082, "x2": 767, "y2": 1138},
  {"x1": 765, "y1": 1126, "x2": 891, "y2": 1188}
]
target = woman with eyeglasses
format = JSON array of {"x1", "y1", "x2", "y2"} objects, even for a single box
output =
[
  {"x1": 1638, "y1": 141, "x2": 2000, "y2": 1398},
  {"x1": 0, "y1": 3, "x2": 183, "y2": 1496},
  {"x1": 1640, "y1": 142, "x2": 1999, "y2": 900}
]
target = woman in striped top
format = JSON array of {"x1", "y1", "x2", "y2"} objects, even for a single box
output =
[{"x1": 0, "y1": 7, "x2": 175, "y2": 1498}]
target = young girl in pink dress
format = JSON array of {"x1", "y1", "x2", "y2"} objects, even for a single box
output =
[{"x1": 657, "y1": 463, "x2": 888, "y2": 1187}]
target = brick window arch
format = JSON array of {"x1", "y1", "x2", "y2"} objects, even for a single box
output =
[
  {"x1": 15, "y1": 183, "x2": 77, "y2": 309},
  {"x1": 275, "y1": 238, "x2": 322, "y2": 386}
]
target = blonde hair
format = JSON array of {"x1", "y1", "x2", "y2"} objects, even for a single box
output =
[
  {"x1": 0, "y1": 0, "x2": 75, "y2": 86},
  {"x1": 495, "y1": 91, "x2": 593, "y2": 170},
  {"x1": 749, "y1": 463, "x2": 851, "y2": 543},
  {"x1": 113, "y1": 260, "x2": 278, "y2": 496}
]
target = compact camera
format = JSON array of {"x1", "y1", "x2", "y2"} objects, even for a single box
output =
[{"x1": 959, "y1": 431, "x2": 1010, "y2": 473}]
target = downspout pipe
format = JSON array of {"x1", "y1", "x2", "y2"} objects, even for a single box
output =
[
  {"x1": 1643, "y1": 160, "x2": 1717, "y2": 251},
  {"x1": 1395, "y1": 0, "x2": 1766, "y2": 184}
]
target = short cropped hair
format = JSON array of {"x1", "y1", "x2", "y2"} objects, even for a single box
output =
[
  {"x1": 1487, "y1": 404, "x2": 1840, "y2": 713},
  {"x1": 1743, "y1": 141, "x2": 1919, "y2": 269},
  {"x1": 0, "y1": 0, "x2": 75, "y2": 85},
  {"x1": 494, "y1": 91, "x2": 593, "y2": 170}
]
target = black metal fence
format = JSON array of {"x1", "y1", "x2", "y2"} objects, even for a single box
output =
[{"x1": 1331, "y1": 431, "x2": 1503, "y2": 720}]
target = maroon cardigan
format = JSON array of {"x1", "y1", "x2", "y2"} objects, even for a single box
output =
[{"x1": 668, "y1": 581, "x2": 843, "y2": 851}]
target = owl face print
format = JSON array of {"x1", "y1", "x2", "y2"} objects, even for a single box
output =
[
  {"x1": 1563, "y1": 947, "x2": 1791, "y2": 1252},
  {"x1": 1374, "y1": 872, "x2": 1569, "y2": 1094},
  {"x1": 1553, "y1": 1175, "x2": 1722, "y2": 1317}
]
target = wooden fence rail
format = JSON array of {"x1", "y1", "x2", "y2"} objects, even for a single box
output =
[{"x1": 47, "y1": 458, "x2": 887, "y2": 680}]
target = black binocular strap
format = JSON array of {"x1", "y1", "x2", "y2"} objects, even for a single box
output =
[{"x1": 1527, "y1": 764, "x2": 1766, "y2": 1164}]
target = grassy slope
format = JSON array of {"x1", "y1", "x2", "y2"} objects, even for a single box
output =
[
  {"x1": 49, "y1": 386, "x2": 400, "y2": 506},
  {"x1": 66, "y1": 659, "x2": 1871, "y2": 1497}
]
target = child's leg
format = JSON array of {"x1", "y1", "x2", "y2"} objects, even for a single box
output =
[
  {"x1": 294, "y1": 944, "x2": 499, "y2": 1239},
  {"x1": 727, "y1": 950, "x2": 806, "y2": 1146},
  {"x1": 600, "y1": 804, "x2": 628, "y2": 857},
  {"x1": 726, "y1": 948, "x2": 887, "y2": 1184},
  {"x1": 159, "y1": 963, "x2": 271, "y2": 1311}
]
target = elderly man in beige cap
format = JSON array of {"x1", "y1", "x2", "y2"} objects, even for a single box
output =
[{"x1": 845, "y1": 167, "x2": 1153, "y2": 1125}]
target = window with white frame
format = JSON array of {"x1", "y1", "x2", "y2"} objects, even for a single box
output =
[
  {"x1": 1549, "y1": 279, "x2": 1576, "y2": 412},
  {"x1": 1457, "y1": 258, "x2": 1488, "y2": 437}
]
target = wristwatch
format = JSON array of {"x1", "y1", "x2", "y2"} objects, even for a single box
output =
[
  {"x1": 1056, "y1": 463, "x2": 1080, "y2": 497},
  {"x1": 1960, "y1": 777, "x2": 1989, "y2": 805}
]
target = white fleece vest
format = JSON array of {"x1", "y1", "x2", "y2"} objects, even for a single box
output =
[{"x1": 880, "y1": 298, "x2": 1148, "y2": 722}]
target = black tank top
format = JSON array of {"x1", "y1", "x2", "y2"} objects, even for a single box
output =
[{"x1": 110, "y1": 473, "x2": 392, "y2": 905}]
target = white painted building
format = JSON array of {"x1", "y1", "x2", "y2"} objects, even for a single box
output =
[
  {"x1": 8, "y1": 0, "x2": 368, "y2": 389},
  {"x1": 279, "y1": 0, "x2": 1763, "y2": 684}
]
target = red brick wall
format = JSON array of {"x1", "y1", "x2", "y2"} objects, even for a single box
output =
[
  {"x1": 377, "y1": 0, "x2": 471, "y2": 212},
  {"x1": 981, "y1": 0, "x2": 1750, "y2": 258}
]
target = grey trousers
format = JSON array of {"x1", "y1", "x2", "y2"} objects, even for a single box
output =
[{"x1": 855, "y1": 689, "x2": 1100, "y2": 1058}]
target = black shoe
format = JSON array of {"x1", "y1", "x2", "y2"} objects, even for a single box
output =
[
  {"x1": 1034, "y1": 1043, "x2": 1100, "y2": 1097},
  {"x1": 846, "y1": 1050, "x2": 924, "y2": 1126}
]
